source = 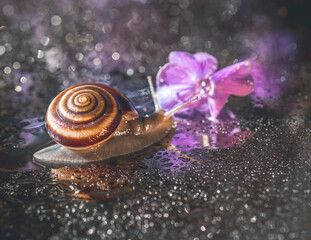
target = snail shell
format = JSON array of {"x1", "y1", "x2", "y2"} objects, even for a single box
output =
[{"x1": 46, "y1": 83, "x2": 138, "y2": 149}]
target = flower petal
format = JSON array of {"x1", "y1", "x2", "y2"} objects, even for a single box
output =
[
  {"x1": 156, "y1": 63, "x2": 197, "y2": 86},
  {"x1": 156, "y1": 84, "x2": 197, "y2": 110},
  {"x1": 206, "y1": 92, "x2": 230, "y2": 121},
  {"x1": 211, "y1": 60, "x2": 254, "y2": 96},
  {"x1": 193, "y1": 52, "x2": 218, "y2": 77},
  {"x1": 168, "y1": 51, "x2": 200, "y2": 74}
]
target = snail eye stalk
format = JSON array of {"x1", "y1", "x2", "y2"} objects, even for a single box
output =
[
  {"x1": 164, "y1": 96, "x2": 199, "y2": 118},
  {"x1": 147, "y1": 76, "x2": 162, "y2": 111}
]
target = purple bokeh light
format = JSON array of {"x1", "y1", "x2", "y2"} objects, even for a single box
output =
[{"x1": 250, "y1": 32, "x2": 297, "y2": 106}]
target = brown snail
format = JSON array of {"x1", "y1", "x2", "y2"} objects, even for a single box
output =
[{"x1": 33, "y1": 77, "x2": 198, "y2": 163}]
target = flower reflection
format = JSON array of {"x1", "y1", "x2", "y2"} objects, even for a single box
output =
[
  {"x1": 171, "y1": 110, "x2": 253, "y2": 151},
  {"x1": 156, "y1": 51, "x2": 254, "y2": 121},
  {"x1": 158, "y1": 110, "x2": 253, "y2": 174}
]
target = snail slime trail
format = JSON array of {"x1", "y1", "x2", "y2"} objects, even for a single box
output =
[{"x1": 33, "y1": 80, "x2": 198, "y2": 163}]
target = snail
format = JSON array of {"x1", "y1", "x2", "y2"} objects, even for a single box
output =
[{"x1": 33, "y1": 77, "x2": 198, "y2": 163}]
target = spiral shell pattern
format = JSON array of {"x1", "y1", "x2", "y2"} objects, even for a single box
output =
[{"x1": 46, "y1": 84, "x2": 125, "y2": 149}]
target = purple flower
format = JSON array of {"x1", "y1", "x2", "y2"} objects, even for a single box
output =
[{"x1": 156, "y1": 51, "x2": 254, "y2": 121}]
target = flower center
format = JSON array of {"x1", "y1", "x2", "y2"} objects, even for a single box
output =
[{"x1": 198, "y1": 79, "x2": 211, "y2": 95}]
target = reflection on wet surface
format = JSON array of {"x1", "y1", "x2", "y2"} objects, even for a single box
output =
[
  {"x1": 51, "y1": 159, "x2": 142, "y2": 202},
  {"x1": 1, "y1": 113, "x2": 310, "y2": 239},
  {"x1": 0, "y1": 0, "x2": 311, "y2": 239}
]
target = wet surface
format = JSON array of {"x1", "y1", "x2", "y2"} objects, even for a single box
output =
[{"x1": 0, "y1": 0, "x2": 311, "y2": 239}]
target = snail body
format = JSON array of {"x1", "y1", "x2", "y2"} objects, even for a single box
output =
[{"x1": 34, "y1": 80, "x2": 198, "y2": 163}]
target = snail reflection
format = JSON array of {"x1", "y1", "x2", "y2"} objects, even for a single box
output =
[
  {"x1": 51, "y1": 157, "x2": 142, "y2": 201},
  {"x1": 34, "y1": 78, "x2": 198, "y2": 163},
  {"x1": 50, "y1": 128, "x2": 178, "y2": 201}
]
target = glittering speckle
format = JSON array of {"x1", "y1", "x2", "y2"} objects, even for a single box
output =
[
  {"x1": 51, "y1": 15, "x2": 62, "y2": 26},
  {"x1": 20, "y1": 76, "x2": 27, "y2": 83},
  {"x1": 14, "y1": 85, "x2": 22, "y2": 92},
  {"x1": 0, "y1": 46, "x2": 5, "y2": 55},
  {"x1": 4, "y1": 43, "x2": 12, "y2": 52},
  {"x1": 95, "y1": 43, "x2": 104, "y2": 52},
  {"x1": 75, "y1": 53, "x2": 84, "y2": 61},
  {"x1": 13, "y1": 62, "x2": 21, "y2": 69},
  {"x1": 112, "y1": 52, "x2": 120, "y2": 61},
  {"x1": 40, "y1": 36, "x2": 50, "y2": 46},
  {"x1": 37, "y1": 50, "x2": 44, "y2": 58},
  {"x1": 4, "y1": 66, "x2": 11, "y2": 74},
  {"x1": 126, "y1": 68, "x2": 134, "y2": 76},
  {"x1": 93, "y1": 57, "x2": 101, "y2": 66},
  {"x1": 2, "y1": 4, "x2": 14, "y2": 16}
]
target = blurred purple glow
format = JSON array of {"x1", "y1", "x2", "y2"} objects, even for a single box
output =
[
  {"x1": 156, "y1": 51, "x2": 254, "y2": 121},
  {"x1": 250, "y1": 32, "x2": 296, "y2": 106}
]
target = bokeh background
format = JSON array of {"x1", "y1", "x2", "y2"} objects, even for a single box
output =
[{"x1": 0, "y1": 0, "x2": 310, "y2": 239}]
